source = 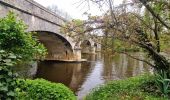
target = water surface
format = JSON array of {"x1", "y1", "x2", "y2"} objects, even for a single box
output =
[{"x1": 15, "y1": 53, "x2": 152, "y2": 99}]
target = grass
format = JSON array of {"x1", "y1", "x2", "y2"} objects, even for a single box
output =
[{"x1": 85, "y1": 74, "x2": 169, "y2": 100}]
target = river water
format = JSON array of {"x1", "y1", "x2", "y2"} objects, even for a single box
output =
[{"x1": 15, "y1": 52, "x2": 152, "y2": 99}]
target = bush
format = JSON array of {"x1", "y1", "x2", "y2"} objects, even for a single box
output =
[
  {"x1": 16, "y1": 79, "x2": 76, "y2": 100},
  {"x1": 0, "y1": 12, "x2": 47, "y2": 61},
  {"x1": 0, "y1": 12, "x2": 47, "y2": 99},
  {"x1": 0, "y1": 50, "x2": 17, "y2": 100}
]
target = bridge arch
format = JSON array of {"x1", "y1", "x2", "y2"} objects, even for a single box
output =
[
  {"x1": 30, "y1": 30, "x2": 75, "y2": 61},
  {"x1": 80, "y1": 40, "x2": 93, "y2": 54},
  {"x1": 80, "y1": 40, "x2": 93, "y2": 47},
  {"x1": 28, "y1": 30, "x2": 75, "y2": 49}
]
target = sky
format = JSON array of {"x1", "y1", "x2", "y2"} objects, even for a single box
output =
[{"x1": 34, "y1": 0, "x2": 123, "y2": 19}]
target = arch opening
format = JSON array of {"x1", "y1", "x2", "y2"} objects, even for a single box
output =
[
  {"x1": 94, "y1": 43, "x2": 98, "y2": 48},
  {"x1": 33, "y1": 31, "x2": 75, "y2": 61},
  {"x1": 81, "y1": 40, "x2": 92, "y2": 54},
  {"x1": 81, "y1": 40, "x2": 92, "y2": 47}
]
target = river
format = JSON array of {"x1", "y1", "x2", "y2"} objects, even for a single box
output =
[{"x1": 15, "y1": 52, "x2": 152, "y2": 99}]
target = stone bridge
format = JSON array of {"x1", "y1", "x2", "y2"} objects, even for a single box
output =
[
  {"x1": 80, "y1": 39, "x2": 101, "y2": 54},
  {"x1": 0, "y1": 0, "x2": 101, "y2": 61}
]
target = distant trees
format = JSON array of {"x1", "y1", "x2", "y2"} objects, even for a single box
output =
[{"x1": 47, "y1": 5, "x2": 72, "y2": 20}]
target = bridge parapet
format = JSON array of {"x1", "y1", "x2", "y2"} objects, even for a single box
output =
[{"x1": 0, "y1": 0, "x2": 66, "y2": 26}]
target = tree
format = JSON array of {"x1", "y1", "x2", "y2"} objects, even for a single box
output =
[{"x1": 62, "y1": 0, "x2": 170, "y2": 96}]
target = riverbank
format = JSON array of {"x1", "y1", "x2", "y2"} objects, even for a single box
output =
[{"x1": 85, "y1": 74, "x2": 168, "y2": 100}]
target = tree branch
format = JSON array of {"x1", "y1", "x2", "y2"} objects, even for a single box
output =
[
  {"x1": 120, "y1": 51, "x2": 155, "y2": 68},
  {"x1": 139, "y1": 0, "x2": 170, "y2": 29}
]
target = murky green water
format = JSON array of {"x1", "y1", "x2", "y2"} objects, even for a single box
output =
[{"x1": 15, "y1": 53, "x2": 152, "y2": 99}]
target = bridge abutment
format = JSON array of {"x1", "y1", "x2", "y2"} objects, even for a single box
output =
[
  {"x1": 90, "y1": 47, "x2": 96, "y2": 54},
  {"x1": 73, "y1": 48, "x2": 82, "y2": 61}
]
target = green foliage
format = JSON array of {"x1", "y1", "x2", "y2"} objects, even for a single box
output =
[
  {"x1": 113, "y1": 39, "x2": 139, "y2": 52},
  {"x1": 0, "y1": 50, "x2": 18, "y2": 100},
  {"x1": 155, "y1": 70, "x2": 170, "y2": 97},
  {"x1": 160, "y1": 34, "x2": 170, "y2": 51},
  {"x1": 0, "y1": 12, "x2": 47, "y2": 61},
  {"x1": 15, "y1": 79, "x2": 76, "y2": 100},
  {"x1": 0, "y1": 12, "x2": 47, "y2": 99},
  {"x1": 60, "y1": 19, "x2": 86, "y2": 42},
  {"x1": 102, "y1": 38, "x2": 140, "y2": 53},
  {"x1": 85, "y1": 75, "x2": 168, "y2": 100}
]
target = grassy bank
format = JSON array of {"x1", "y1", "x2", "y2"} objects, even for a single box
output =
[{"x1": 85, "y1": 74, "x2": 168, "y2": 100}]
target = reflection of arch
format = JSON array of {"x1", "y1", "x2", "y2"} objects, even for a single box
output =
[{"x1": 31, "y1": 31, "x2": 75, "y2": 60}]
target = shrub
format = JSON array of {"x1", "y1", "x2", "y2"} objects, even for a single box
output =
[
  {"x1": 0, "y1": 12, "x2": 47, "y2": 99},
  {"x1": 16, "y1": 79, "x2": 76, "y2": 100},
  {"x1": 0, "y1": 12, "x2": 47, "y2": 61},
  {"x1": 85, "y1": 75, "x2": 168, "y2": 100},
  {"x1": 0, "y1": 50, "x2": 17, "y2": 100}
]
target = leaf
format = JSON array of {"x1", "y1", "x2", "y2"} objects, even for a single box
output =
[
  {"x1": 0, "y1": 86, "x2": 8, "y2": 91},
  {"x1": 0, "y1": 83, "x2": 3, "y2": 87},
  {"x1": 0, "y1": 50, "x2": 5, "y2": 53},
  {"x1": 0, "y1": 75, "x2": 4, "y2": 79},
  {"x1": 7, "y1": 91, "x2": 15, "y2": 96},
  {"x1": 8, "y1": 54, "x2": 16, "y2": 59},
  {"x1": 3, "y1": 59, "x2": 12, "y2": 63}
]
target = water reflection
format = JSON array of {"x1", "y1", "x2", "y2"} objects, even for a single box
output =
[
  {"x1": 102, "y1": 53, "x2": 152, "y2": 82},
  {"x1": 13, "y1": 61, "x2": 37, "y2": 78},
  {"x1": 35, "y1": 61, "x2": 91, "y2": 92},
  {"x1": 15, "y1": 53, "x2": 152, "y2": 99}
]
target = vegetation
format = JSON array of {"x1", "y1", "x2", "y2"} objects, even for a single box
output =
[
  {"x1": 63, "y1": 0, "x2": 170, "y2": 97},
  {"x1": 0, "y1": 12, "x2": 47, "y2": 99},
  {"x1": 160, "y1": 34, "x2": 170, "y2": 52},
  {"x1": 1, "y1": 0, "x2": 170, "y2": 99},
  {"x1": 85, "y1": 74, "x2": 169, "y2": 100},
  {"x1": 0, "y1": 50, "x2": 17, "y2": 99},
  {"x1": 155, "y1": 70, "x2": 170, "y2": 97},
  {"x1": 0, "y1": 12, "x2": 77, "y2": 100},
  {"x1": 16, "y1": 79, "x2": 76, "y2": 100},
  {"x1": 102, "y1": 38, "x2": 140, "y2": 53},
  {"x1": 60, "y1": 19, "x2": 86, "y2": 43},
  {"x1": 0, "y1": 12, "x2": 47, "y2": 61}
]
